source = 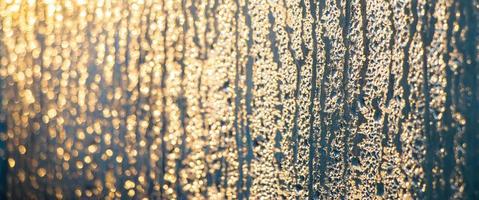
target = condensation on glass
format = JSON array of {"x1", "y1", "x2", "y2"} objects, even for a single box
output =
[{"x1": 0, "y1": 0, "x2": 478, "y2": 199}]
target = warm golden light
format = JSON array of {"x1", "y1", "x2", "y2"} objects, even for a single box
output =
[{"x1": 1, "y1": 0, "x2": 478, "y2": 199}]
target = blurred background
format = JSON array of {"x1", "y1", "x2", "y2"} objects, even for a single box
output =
[{"x1": 0, "y1": 0, "x2": 478, "y2": 199}]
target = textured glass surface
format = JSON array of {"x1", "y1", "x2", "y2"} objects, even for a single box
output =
[{"x1": 0, "y1": 0, "x2": 478, "y2": 199}]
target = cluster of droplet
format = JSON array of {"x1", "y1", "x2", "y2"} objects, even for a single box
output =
[{"x1": 1, "y1": 0, "x2": 477, "y2": 199}]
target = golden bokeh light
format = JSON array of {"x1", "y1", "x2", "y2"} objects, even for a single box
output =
[{"x1": 1, "y1": 0, "x2": 478, "y2": 199}]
